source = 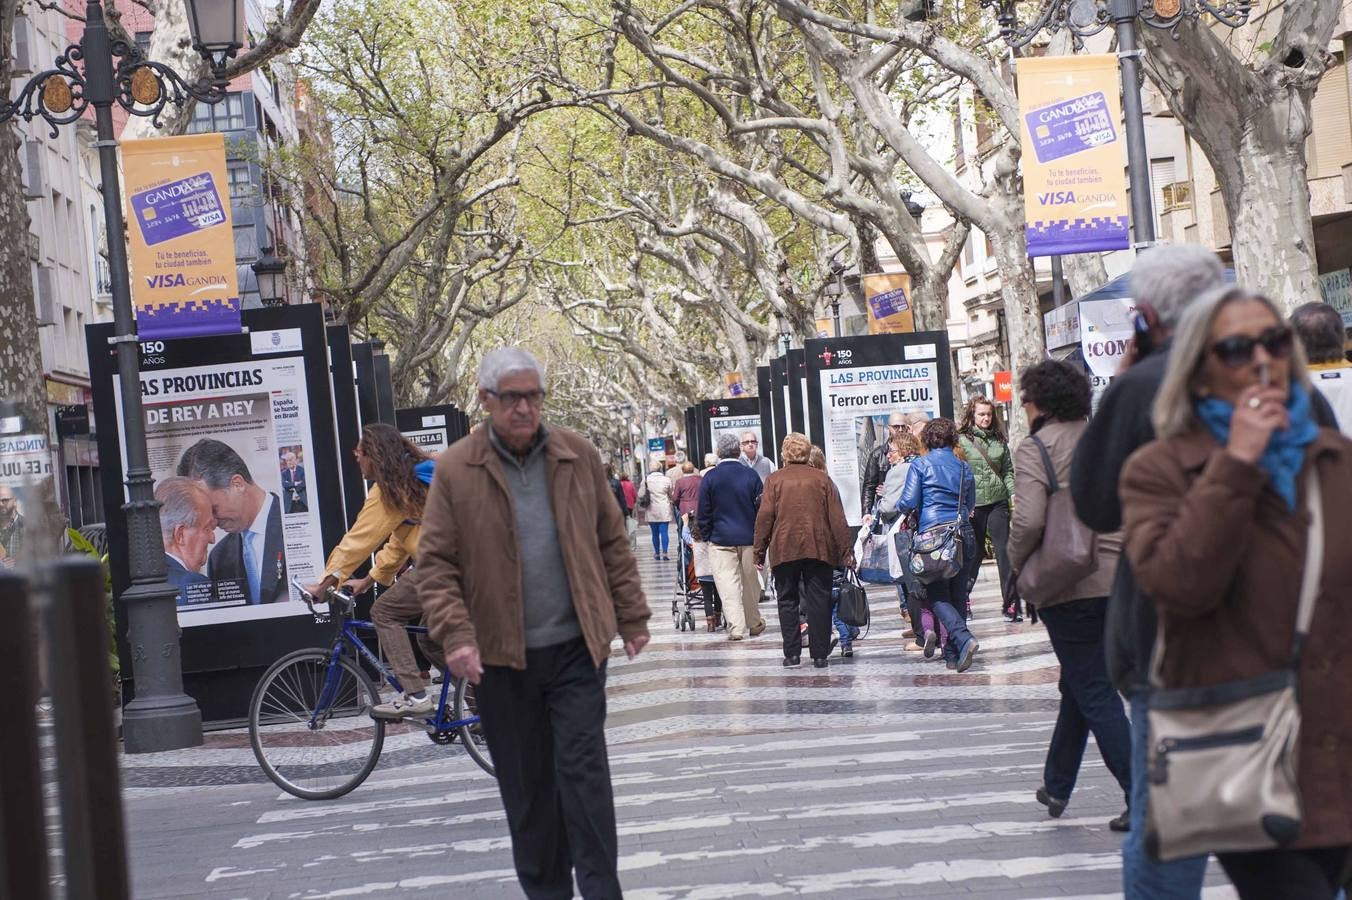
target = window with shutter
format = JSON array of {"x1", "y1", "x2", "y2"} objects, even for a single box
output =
[
  {"x1": 1149, "y1": 157, "x2": 1176, "y2": 232},
  {"x1": 1308, "y1": 55, "x2": 1351, "y2": 180}
]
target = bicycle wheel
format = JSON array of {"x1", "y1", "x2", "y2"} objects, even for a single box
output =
[
  {"x1": 249, "y1": 648, "x2": 385, "y2": 800},
  {"x1": 453, "y1": 678, "x2": 495, "y2": 778}
]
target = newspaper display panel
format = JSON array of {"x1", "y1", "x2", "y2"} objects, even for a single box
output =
[
  {"x1": 112, "y1": 347, "x2": 324, "y2": 626},
  {"x1": 806, "y1": 333, "x2": 952, "y2": 526},
  {"x1": 705, "y1": 398, "x2": 761, "y2": 458}
]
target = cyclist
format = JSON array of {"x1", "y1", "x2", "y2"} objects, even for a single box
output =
[{"x1": 303, "y1": 423, "x2": 439, "y2": 718}]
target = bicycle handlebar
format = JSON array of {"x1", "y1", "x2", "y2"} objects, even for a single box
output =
[{"x1": 291, "y1": 578, "x2": 354, "y2": 619}]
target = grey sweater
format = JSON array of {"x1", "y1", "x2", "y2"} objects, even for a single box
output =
[{"x1": 489, "y1": 427, "x2": 582, "y2": 648}]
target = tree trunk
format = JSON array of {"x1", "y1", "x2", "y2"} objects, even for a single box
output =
[
  {"x1": 0, "y1": 4, "x2": 63, "y2": 557},
  {"x1": 988, "y1": 212, "x2": 1045, "y2": 447},
  {"x1": 1219, "y1": 120, "x2": 1320, "y2": 310}
]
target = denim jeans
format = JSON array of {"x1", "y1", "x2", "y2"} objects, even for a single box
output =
[
  {"x1": 1038, "y1": 597, "x2": 1132, "y2": 803},
  {"x1": 925, "y1": 575, "x2": 973, "y2": 662},
  {"x1": 831, "y1": 601, "x2": 853, "y2": 647},
  {"x1": 1123, "y1": 690, "x2": 1208, "y2": 899},
  {"x1": 649, "y1": 521, "x2": 669, "y2": 555}
]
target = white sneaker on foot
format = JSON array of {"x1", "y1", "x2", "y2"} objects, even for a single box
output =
[{"x1": 372, "y1": 692, "x2": 434, "y2": 719}]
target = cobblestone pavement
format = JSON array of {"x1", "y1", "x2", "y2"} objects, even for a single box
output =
[{"x1": 121, "y1": 553, "x2": 1238, "y2": 899}]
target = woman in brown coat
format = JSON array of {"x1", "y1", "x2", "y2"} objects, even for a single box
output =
[
  {"x1": 753, "y1": 432, "x2": 852, "y2": 669},
  {"x1": 1121, "y1": 286, "x2": 1352, "y2": 899}
]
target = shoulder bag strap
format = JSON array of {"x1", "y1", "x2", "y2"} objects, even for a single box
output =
[
  {"x1": 1290, "y1": 468, "x2": 1324, "y2": 667},
  {"x1": 1030, "y1": 435, "x2": 1059, "y2": 495},
  {"x1": 968, "y1": 434, "x2": 999, "y2": 474}
]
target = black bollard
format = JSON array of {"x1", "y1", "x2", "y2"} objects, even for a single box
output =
[
  {"x1": 43, "y1": 557, "x2": 130, "y2": 900},
  {"x1": 0, "y1": 568, "x2": 49, "y2": 899}
]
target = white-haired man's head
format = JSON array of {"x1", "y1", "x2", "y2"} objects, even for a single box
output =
[
  {"x1": 477, "y1": 347, "x2": 547, "y2": 454},
  {"x1": 1132, "y1": 244, "x2": 1225, "y2": 331}
]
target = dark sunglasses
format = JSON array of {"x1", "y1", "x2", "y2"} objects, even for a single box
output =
[{"x1": 1208, "y1": 326, "x2": 1294, "y2": 369}]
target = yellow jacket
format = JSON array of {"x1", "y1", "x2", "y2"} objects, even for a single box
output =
[{"x1": 321, "y1": 484, "x2": 421, "y2": 586}]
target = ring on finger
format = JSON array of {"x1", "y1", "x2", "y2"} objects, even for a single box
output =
[{"x1": 1247, "y1": 396, "x2": 1262, "y2": 409}]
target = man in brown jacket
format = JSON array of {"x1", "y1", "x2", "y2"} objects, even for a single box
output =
[{"x1": 418, "y1": 347, "x2": 650, "y2": 900}]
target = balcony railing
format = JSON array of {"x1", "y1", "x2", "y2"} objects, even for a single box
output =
[{"x1": 1161, "y1": 181, "x2": 1193, "y2": 212}]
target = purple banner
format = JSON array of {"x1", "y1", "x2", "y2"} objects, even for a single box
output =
[{"x1": 1026, "y1": 215, "x2": 1130, "y2": 257}]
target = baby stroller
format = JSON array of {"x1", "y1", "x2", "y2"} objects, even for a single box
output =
[{"x1": 674, "y1": 514, "x2": 723, "y2": 632}]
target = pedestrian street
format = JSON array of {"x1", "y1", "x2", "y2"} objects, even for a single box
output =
[{"x1": 120, "y1": 558, "x2": 1238, "y2": 899}]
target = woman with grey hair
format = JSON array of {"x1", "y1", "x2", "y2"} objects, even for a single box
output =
[
  {"x1": 1120, "y1": 286, "x2": 1352, "y2": 899},
  {"x1": 642, "y1": 454, "x2": 675, "y2": 560}
]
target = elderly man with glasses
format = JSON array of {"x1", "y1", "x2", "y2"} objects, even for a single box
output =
[
  {"x1": 738, "y1": 431, "x2": 775, "y2": 482},
  {"x1": 419, "y1": 346, "x2": 650, "y2": 900}
]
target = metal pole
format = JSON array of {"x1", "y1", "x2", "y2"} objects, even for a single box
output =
[
  {"x1": 85, "y1": 0, "x2": 202, "y2": 752},
  {"x1": 1112, "y1": 0, "x2": 1157, "y2": 246},
  {"x1": 1051, "y1": 255, "x2": 1066, "y2": 306},
  {"x1": 44, "y1": 558, "x2": 132, "y2": 900},
  {"x1": 831, "y1": 299, "x2": 841, "y2": 338},
  {"x1": 0, "y1": 571, "x2": 49, "y2": 900}
]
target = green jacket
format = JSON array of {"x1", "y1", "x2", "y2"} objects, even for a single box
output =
[{"x1": 958, "y1": 428, "x2": 1015, "y2": 506}]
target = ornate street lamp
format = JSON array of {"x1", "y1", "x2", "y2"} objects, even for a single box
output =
[
  {"x1": 252, "y1": 245, "x2": 288, "y2": 307},
  {"x1": 981, "y1": 0, "x2": 1253, "y2": 247},
  {"x1": 1, "y1": 1, "x2": 243, "y2": 754}
]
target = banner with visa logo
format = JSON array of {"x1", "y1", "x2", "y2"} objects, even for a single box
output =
[
  {"x1": 123, "y1": 134, "x2": 242, "y2": 339},
  {"x1": 1017, "y1": 54, "x2": 1130, "y2": 257}
]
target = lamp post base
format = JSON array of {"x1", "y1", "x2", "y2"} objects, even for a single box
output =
[{"x1": 119, "y1": 580, "x2": 203, "y2": 754}]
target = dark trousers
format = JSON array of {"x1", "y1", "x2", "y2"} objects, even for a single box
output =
[
  {"x1": 698, "y1": 579, "x2": 722, "y2": 619},
  {"x1": 476, "y1": 638, "x2": 621, "y2": 900},
  {"x1": 1216, "y1": 846, "x2": 1351, "y2": 900},
  {"x1": 971, "y1": 501, "x2": 1014, "y2": 611},
  {"x1": 773, "y1": 558, "x2": 834, "y2": 661},
  {"x1": 1038, "y1": 597, "x2": 1132, "y2": 803}
]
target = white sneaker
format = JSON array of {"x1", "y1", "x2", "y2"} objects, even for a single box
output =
[{"x1": 371, "y1": 692, "x2": 434, "y2": 719}]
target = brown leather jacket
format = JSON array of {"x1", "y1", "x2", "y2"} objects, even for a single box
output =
[
  {"x1": 1121, "y1": 426, "x2": 1352, "y2": 849},
  {"x1": 752, "y1": 463, "x2": 852, "y2": 568},
  {"x1": 418, "y1": 426, "x2": 650, "y2": 670}
]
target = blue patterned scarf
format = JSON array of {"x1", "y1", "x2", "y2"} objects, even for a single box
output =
[{"x1": 1194, "y1": 384, "x2": 1317, "y2": 510}]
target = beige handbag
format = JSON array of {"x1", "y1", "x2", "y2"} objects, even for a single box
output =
[{"x1": 1145, "y1": 470, "x2": 1323, "y2": 861}]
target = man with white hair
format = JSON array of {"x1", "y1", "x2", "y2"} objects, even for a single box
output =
[
  {"x1": 154, "y1": 476, "x2": 217, "y2": 607},
  {"x1": 419, "y1": 346, "x2": 650, "y2": 899},
  {"x1": 698, "y1": 431, "x2": 768, "y2": 640}
]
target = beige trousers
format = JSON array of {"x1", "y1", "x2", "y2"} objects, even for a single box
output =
[{"x1": 709, "y1": 544, "x2": 765, "y2": 638}]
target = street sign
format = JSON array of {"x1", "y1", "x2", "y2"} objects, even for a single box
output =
[{"x1": 647, "y1": 438, "x2": 665, "y2": 453}]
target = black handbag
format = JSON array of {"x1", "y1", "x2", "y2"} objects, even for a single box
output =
[{"x1": 836, "y1": 569, "x2": 870, "y2": 628}]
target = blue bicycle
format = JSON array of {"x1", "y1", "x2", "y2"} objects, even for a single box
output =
[{"x1": 247, "y1": 581, "x2": 494, "y2": 800}]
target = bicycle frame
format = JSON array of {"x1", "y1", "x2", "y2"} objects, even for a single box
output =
[{"x1": 315, "y1": 617, "x2": 478, "y2": 734}]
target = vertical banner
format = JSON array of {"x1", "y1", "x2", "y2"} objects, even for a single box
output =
[
  {"x1": 862, "y1": 272, "x2": 915, "y2": 334},
  {"x1": 723, "y1": 372, "x2": 746, "y2": 397},
  {"x1": 1017, "y1": 54, "x2": 1130, "y2": 256},
  {"x1": 815, "y1": 318, "x2": 834, "y2": 338},
  {"x1": 122, "y1": 134, "x2": 242, "y2": 339}
]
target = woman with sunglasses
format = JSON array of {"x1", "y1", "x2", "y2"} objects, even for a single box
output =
[{"x1": 1120, "y1": 286, "x2": 1352, "y2": 899}]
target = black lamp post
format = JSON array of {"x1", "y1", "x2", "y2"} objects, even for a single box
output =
[
  {"x1": 252, "y1": 245, "x2": 288, "y2": 307},
  {"x1": 2, "y1": 0, "x2": 243, "y2": 753},
  {"x1": 982, "y1": 0, "x2": 1252, "y2": 248}
]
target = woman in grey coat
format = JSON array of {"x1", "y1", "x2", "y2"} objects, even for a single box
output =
[{"x1": 1008, "y1": 360, "x2": 1131, "y2": 831}]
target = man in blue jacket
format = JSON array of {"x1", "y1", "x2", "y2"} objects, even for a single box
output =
[{"x1": 697, "y1": 432, "x2": 766, "y2": 641}]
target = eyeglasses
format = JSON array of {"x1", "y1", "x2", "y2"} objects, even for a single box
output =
[
  {"x1": 741, "y1": 439, "x2": 757, "y2": 445},
  {"x1": 486, "y1": 389, "x2": 547, "y2": 408},
  {"x1": 1208, "y1": 326, "x2": 1294, "y2": 369}
]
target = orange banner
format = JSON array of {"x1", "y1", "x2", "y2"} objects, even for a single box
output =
[
  {"x1": 723, "y1": 372, "x2": 746, "y2": 397},
  {"x1": 862, "y1": 272, "x2": 915, "y2": 334}
]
